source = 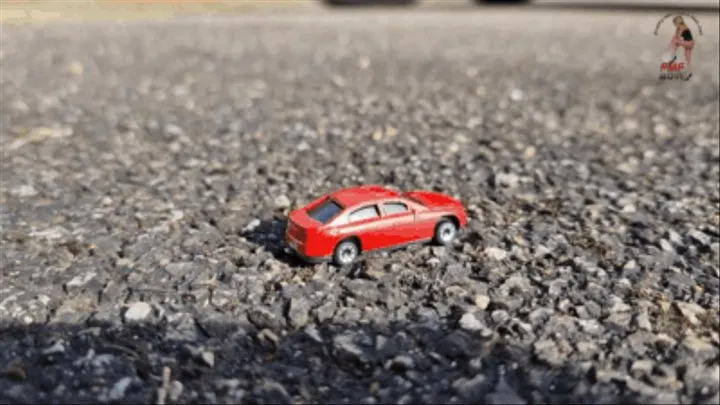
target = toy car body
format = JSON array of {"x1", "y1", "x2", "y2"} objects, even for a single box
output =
[{"x1": 285, "y1": 185, "x2": 468, "y2": 266}]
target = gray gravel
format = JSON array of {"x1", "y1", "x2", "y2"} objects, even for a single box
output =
[{"x1": 1, "y1": 8, "x2": 719, "y2": 405}]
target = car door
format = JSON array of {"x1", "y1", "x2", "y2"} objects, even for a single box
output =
[
  {"x1": 378, "y1": 201, "x2": 419, "y2": 246},
  {"x1": 331, "y1": 204, "x2": 386, "y2": 251}
]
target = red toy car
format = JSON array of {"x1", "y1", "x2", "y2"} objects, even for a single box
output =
[{"x1": 285, "y1": 185, "x2": 468, "y2": 266}]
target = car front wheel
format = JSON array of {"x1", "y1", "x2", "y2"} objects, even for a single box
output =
[
  {"x1": 333, "y1": 240, "x2": 360, "y2": 266},
  {"x1": 433, "y1": 219, "x2": 458, "y2": 245}
]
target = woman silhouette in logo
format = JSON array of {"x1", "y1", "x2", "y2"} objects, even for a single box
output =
[{"x1": 668, "y1": 15, "x2": 695, "y2": 80}]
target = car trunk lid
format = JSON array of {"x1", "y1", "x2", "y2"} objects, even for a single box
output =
[{"x1": 287, "y1": 209, "x2": 318, "y2": 241}]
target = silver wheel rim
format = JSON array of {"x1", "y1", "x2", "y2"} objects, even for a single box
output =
[
  {"x1": 438, "y1": 222, "x2": 456, "y2": 243},
  {"x1": 339, "y1": 244, "x2": 357, "y2": 264}
]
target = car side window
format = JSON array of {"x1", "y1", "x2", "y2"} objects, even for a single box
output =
[
  {"x1": 383, "y1": 202, "x2": 409, "y2": 215},
  {"x1": 348, "y1": 205, "x2": 380, "y2": 223},
  {"x1": 330, "y1": 214, "x2": 349, "y2": 226}
]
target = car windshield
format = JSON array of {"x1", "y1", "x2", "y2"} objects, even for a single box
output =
[
  {"x1": 402, "y1": 193, "x2": 426, "y2": 206},
  {"x1": 307, "y1": 199, "x2": 343, "y2": 224}
]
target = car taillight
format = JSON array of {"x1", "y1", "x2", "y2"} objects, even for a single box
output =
[{"x1": 288, "y1": 221, "x2": 306, "y2": 241}]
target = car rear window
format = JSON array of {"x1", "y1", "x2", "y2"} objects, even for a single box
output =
[{"x1": 307, "y1": 199, "x2": 343, "y2": 224}]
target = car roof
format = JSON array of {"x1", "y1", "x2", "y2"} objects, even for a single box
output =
[{"x1": 330, "y1": 185, "x2": 401, "y2": 208}]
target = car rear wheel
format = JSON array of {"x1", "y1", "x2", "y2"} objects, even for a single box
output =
[
  {"x1": 333, "y1": 240, "x2": 360, "y2": 266},
  {"x1": 433, "y1": 219, "x2": 458, "y2": 245}
]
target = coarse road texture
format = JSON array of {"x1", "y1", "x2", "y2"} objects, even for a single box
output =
[{"x1": 1, "y1": 7, "x2": 719, "y2": 405}]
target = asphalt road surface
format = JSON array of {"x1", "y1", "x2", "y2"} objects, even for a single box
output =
[{"x1": 1, "y1": 7, "x2": 719, "y2": 405}]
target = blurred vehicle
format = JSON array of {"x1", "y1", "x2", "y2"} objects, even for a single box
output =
[
  {"x1": 322, "y1": 0, "x2": 529, "y2": 6},
  {"x1": 285, "y1": 185, "x2": 468, "y2": 266}
]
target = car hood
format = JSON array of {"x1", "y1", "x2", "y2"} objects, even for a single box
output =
[{"x1": 405, "y1": 191, "x2": 463, "y2": 209}]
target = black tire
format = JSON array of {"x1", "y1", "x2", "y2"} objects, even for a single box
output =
[
  {"x1": 433, "y1": 219, "x2": 458, "y2": 246},
  {"x1": 333, "y1": 239, "x2": 360, "y2": 267}
]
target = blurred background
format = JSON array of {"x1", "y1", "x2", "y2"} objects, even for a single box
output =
[{"x1": 2, "y1": 0, "x2": 719, "y2": 23}]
